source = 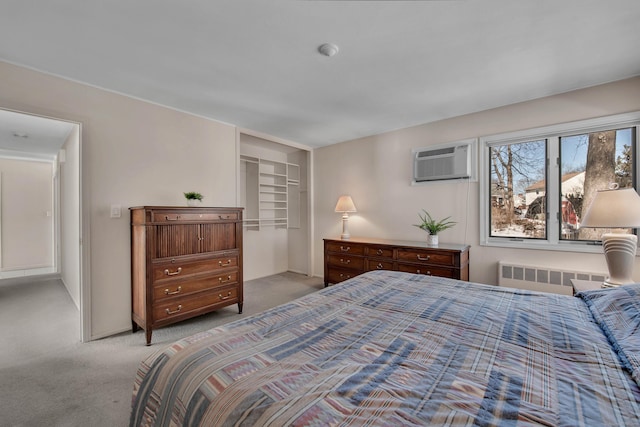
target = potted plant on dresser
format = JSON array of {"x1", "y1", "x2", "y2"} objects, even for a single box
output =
[
  {"x1": 414, "y1": 210, "x2": 456, "y2": 246},
  {"x1": 184, "y1": 191, "x2": 203, "y2": 206}
]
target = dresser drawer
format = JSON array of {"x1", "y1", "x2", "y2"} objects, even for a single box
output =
[
  {"x1": 326, "y1": 267, "x2": 360, "y2": 284},
  {"x1": 153, "y1": 286, "x2": 239, "y2": 323},
  {"x1": 366, "y1": 245, "x2": 394, "y2": 260},
  {"x1": 151, "y1": 210, "x2": 239, "y2": 223},
  {"x1": 325, "y1": 241, "x2": 365, "y2": 256},
  {"x1": 152, "y1": 255, "x2": 239, "y2": 282},
  {"x1": 397, "y1": 248, "x2": 455, "y2": 267},
  {"x1": 397, "y1": 263, "x2": 456, "y2": 278},
  {"x1": 367, "y1": 260, "x2": 394, "y2": 271},
  {"x1": 152, "y1": 271, "x2": 238, "y2": 301},
  {"x1": 326, "y1": 254, "x2": 365, "y2": 270}
]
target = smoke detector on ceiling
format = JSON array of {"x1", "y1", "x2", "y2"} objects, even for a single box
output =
[{"x1": 318, "y1": 43, "x2": 339, "y2": 57}]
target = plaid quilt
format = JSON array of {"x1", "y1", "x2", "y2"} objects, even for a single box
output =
[{"x1": 130, "y1": 270, "x2": 640, "y2": 426}]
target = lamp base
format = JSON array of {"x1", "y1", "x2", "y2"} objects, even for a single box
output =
[
  {"x1": 601, "y1": 232, "x2": 637, "y2": 287},
  {"x1": 341, "y1": 213, "x2": 351, "y2": 240}
]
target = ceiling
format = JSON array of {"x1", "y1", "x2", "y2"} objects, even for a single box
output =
[{"x1": 0, "y1": 1, "x2": 639, "y2": 151}]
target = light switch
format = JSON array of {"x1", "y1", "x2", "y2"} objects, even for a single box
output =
[{"x1": 110, "y1": 204, "x2": 122, "y2": 218}]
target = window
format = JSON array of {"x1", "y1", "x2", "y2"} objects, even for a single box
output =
[{"x1": 480, "y1": 112, "x2": 640, "y2": 252}]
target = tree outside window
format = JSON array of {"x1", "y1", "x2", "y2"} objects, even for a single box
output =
[{"x1": 482, "y1": 112, "x2": 639, "y2": 251}]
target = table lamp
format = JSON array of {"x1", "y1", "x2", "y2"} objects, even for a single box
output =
[
  {"x1": 335, "y1": 195, "x2": 357, "y2": 239},
  {"x1": 580, "y1": 185, "x2": 640, "y2": 287}
]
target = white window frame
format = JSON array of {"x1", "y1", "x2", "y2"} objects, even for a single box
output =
[{"x1": 479, "y1": 111, "x2": 640, "y2": 253}]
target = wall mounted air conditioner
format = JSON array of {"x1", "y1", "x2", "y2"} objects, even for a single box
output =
[{"x1": 412, "y1": 139, "x2": 476, "y2": 183}]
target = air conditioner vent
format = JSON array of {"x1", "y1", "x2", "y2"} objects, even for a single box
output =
[
  {"x1": 413, "y1": 141, "x2": 474, "y2": 182},
  {"x1": 417, "y1": 147, "x2": 455, "y2": 158}
]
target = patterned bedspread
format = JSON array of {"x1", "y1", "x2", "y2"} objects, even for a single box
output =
[{"x1": 130, "y1": 271, "x2": 640, "y2": 426}]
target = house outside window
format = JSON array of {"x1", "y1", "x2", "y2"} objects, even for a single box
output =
[{"x1": 480, "y1": 112, "x2": 640, "y2": 252}]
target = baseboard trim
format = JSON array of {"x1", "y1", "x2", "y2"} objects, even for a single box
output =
[
  {"x1": 0, "y1": 273, "x2": 61, "y2": 287},
  {"x1": 91, "y1": 325, "x2": 131, "y2": 342}
]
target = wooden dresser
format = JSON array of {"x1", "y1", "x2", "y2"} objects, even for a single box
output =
[
  {"x1": 130, "y1": 206, "x2": 243, "y2": 345},
  {"x1": 324, "y1": 237, "x2": 469, "y2": 286}
]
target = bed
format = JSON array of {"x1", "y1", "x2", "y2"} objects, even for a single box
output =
[{"x1": 130, "y1": 270, "x2": 640, "y2": 426}]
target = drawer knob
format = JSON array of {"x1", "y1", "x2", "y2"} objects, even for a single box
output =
[
  {"x1": 219, "y1": 291, "x2": 232, "y2": 300},
  {"x1": 164, "y1": 286, "x2": 182, "y2": 295},
  {"x1": 339, "y1": 274, "x2": 351, "y2": 279},
  {"x1": 164, "y1": 267, "x2": 182, "y2": 276},
  {"x1": 340, "y1": 258, "x2": 351, "y2": 264},
  {"x1": 219, "y1": 259, "x2": 232, "y2": 267},
  {"x1": 417, "y1": 255, "x2": 430, "y2": 261},
  {"x1": 165, "y1": 305, "x2": 182, "y2": 315},
  {"x1": 377, "y1": 249, "x2": 383, "y2": 255},
  {"x1": 219, "y1": 275, "x2": 232, "y2": 283},
  {"x1": 376, "y1": 263, "x2": 383, "y2": 269},
  {"x1": 340, "y1": 246, "x2": 350, "y2": 252}
]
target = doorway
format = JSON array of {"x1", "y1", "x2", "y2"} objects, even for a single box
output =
[{"x1": 0, "y1": 108, "x2": 84, "y2": 341}]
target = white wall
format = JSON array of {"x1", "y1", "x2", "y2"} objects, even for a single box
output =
[
  {"x1": 0, "y1": 158, "x2": 53, "y2": 270},
  {"x1": 313, "y1": 77, "x2": 640, "y2": 285},
  {"x1": 0, "y1": 60, "x2": 238, "y2": 339},
  {"x1": 60, "y1": 126, "x2": 80, "y2": 308}
]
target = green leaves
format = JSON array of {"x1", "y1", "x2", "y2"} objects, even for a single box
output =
[
  {"x1": 413, "y1": 210, "x2": 456, "y2": 235},
  {"x1": 183, "y1": 192, "x2": 203, "y2": 201}
]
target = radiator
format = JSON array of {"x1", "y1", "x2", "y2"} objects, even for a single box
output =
[{"x1": 497, "y1": 261, "x2": 606, "y2": 296}]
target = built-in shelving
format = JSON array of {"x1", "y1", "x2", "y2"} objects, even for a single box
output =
[{"x1": 240, "y1": 155, "x2": 300, "y2": 230}]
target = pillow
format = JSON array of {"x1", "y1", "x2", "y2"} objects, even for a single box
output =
[{"x1": 578, "y1": 284, "x2": 640, "y2": 385}]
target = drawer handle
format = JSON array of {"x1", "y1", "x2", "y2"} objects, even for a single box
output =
[
  {"x1": 165, "y1": 215, "x2": 181, "y2": 221},
  {"x1": 340, "y1": 246, "x2": 350, "y2": 252},
  {"x1": 165, "y1": 305, "x2": 182, "y2": 315},
  {"x1": 376, "y1": 263, "x2": 384, "y2": 269},
  {"x1": 376, "y1": 249, "x2": 383, "y2": 255},
  {"x1": 219, "y1": 275, "x2": 232, "y2": 283},
  {"x1": 164, "y1": 286, "x2": 182, "y2": 295},
  {"x1": 219, "y1": 291, "x2": 232, "y2": 300},
  {"x1": 164, "y1": 267, "x2": 182, "y2": 276},
  {"x1": 340, "y1": 258, "x2": 351, "y2": 264},
  {"x1": 417, "y1": 255, "x2": 430, "y2": 261},
  {"x1": 219, "y1": 259, "x2": 232, "y2": 267},
  {"x1": 339, "y1": 274, "x2": 351, "y2": 279},
  {"x1": 417, "y1": 270, "x2": 431, "y2": 275},
  {"x1": 219, "y1": 215, "x2": 231, "y2": 220}
]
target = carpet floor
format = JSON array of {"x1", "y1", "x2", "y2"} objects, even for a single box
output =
[{"x1": 0, "y1": 272, "x2": 323, "y2": 427}]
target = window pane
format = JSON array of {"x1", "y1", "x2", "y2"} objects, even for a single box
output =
[
  {"x1": 490, "y1": 140, "x2": 546, "y2": 239},
  {"x1": 560, "y1": 128, "x2": 634, "y2": 241}
]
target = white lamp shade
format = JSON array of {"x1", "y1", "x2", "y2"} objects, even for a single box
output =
[
  {"x1": 335, "y1": 196, "x2": 357, "y2": 213},
  {"x1": 581, "y1": 188, "x2": 640, "y2": 228}
]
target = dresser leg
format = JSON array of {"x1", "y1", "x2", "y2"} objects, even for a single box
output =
[
  {"x1": 238, "y1": 302, "x2": 243, "y2": 314},
  {"x1": 145, "y1": 329, "x2": 152, "y2": 346}
]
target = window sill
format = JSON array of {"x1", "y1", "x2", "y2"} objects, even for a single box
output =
[{"x1": 479, "y1": 239, "x2": 628, "y2": 255}]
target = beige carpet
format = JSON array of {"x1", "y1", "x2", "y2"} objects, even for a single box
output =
[{"x1": 0, "y1": 272, "x2": 323, "y2": 427}]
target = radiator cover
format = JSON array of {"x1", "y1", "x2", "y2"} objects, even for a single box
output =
[{"x1": 497, "y1": 261, "x2": 606, "y2": 295}]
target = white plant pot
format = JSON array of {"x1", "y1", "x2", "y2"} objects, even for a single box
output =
[
  {"x1": 187, "y1": 199, "x2": 200, "y2": 207},
  {"x1": 426, "y1": 234, "x2": 438, "y2": 246}
]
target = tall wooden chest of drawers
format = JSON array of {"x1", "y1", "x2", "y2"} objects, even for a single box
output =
[
  {"x1": 130, "y1": 206, "x2": 243, "y2": 345},
  {"x1": 324, "y1": 237, "x2": 469, "y2": 286}
]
